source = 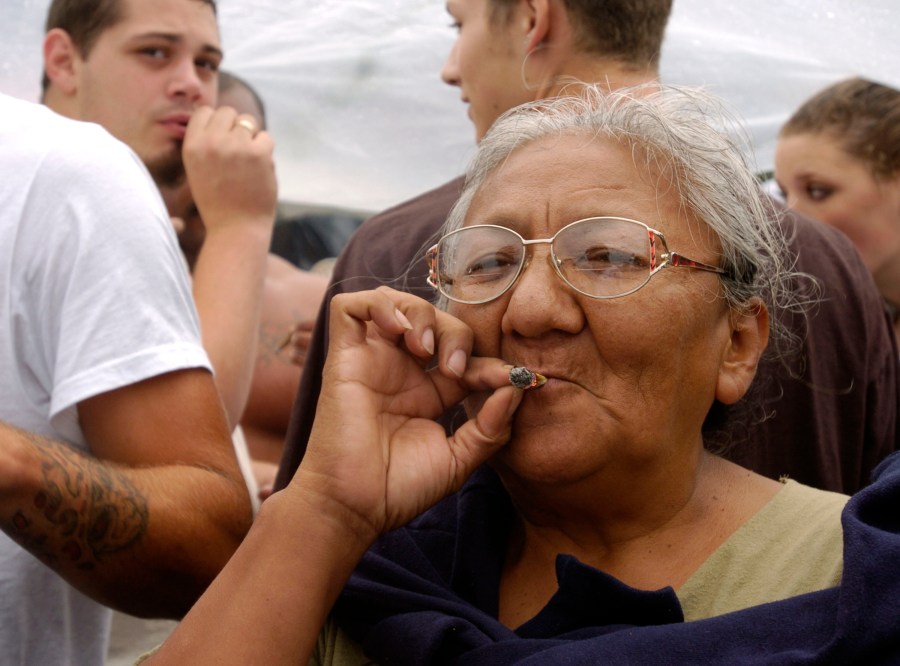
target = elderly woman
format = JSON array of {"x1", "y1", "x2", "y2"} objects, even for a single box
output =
[
  {"x1": 145, "y1": 86, "x2": 862, "y2": 664},
  {"x1": 775, "y1": 77, "x2": 900, "y2": 340}
]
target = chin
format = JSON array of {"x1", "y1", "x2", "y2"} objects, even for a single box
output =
[
  {"x1": 491, "y1": 420, "x2": 602, "y2": 487},
  {"x1": 146, "y1": 153, "x2": 186, "y2": 188}
]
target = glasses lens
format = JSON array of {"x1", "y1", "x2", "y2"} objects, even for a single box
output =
[
  {"x1": 553, "y1": 218, "x2": 652, "y2": 298},
  {"x1": 437, "y1": 226, "x2": 524, "y2": 303}
]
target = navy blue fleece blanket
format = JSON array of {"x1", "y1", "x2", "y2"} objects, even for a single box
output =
[{"x1": 334, "y1": 452, "x2": 900, "y2": 664}]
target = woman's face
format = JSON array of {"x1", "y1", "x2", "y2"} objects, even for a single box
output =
[
  {"x1": 774, "y1": 131, "x2": 900, "y2": 274},
  {"x1": 450, "y1": 135, "x2": 743, "y2": 485}
]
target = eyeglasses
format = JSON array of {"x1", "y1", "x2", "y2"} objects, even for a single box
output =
[{"x1": 426, "y1": 216, "x2": 727, "y2": 305}]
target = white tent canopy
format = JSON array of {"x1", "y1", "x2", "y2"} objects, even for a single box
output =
[{"x1": 2, "y1": 0, "x2": 898, "y2": 214}]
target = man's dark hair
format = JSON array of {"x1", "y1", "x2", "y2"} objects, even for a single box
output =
[
  {"x1": 41, "y1": 0, "x2": 217, "y2": 92},
  {"x1": 489, "y1": 0, "x2": 672, "y2": 69}
]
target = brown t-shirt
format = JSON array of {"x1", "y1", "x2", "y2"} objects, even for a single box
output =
[{"x1": 276, "y1": 177, "x2": 899, "y2": 494}]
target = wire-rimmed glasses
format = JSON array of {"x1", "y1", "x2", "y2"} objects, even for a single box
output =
[{"x1": 426, "y1": 216, "x2": 727, "y2": 305}]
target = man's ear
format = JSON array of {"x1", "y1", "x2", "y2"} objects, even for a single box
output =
[
  {"x1": 715, "y1": 298, "x2": 770, "y2": 405},
  {"x1": 523, "y1": 0, "x2": 551, "y2": 53},
  {"x1": 44, "y1": 28, "x2": 80, "y2": 96}
]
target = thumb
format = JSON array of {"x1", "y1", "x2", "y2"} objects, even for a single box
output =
[{"x1": 447, "y1": 385, "x2": 523, "y2": 479}]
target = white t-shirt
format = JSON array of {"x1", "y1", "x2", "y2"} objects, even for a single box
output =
[{"x1": 0, "y1": 94, "x2": 211, "y2": 665}]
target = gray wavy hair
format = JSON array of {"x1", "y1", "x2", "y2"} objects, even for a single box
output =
[{"x1": 441, "y1": 84, "x2": 812, "y2": 353}]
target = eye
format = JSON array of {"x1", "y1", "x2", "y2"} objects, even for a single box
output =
[
  {"x1": 194, "y1": 57, "x2": 219, "y2": 78},
  {"x1": 138, "y1": 46, "x2": 169, "y2": 61},
  {"x1": 806, "y1": 182, "x2": 833, "y2": 201},
  {"x1": 576, "y1": 245, "x2": 647, "y2": 273},
  {"x1": 463, "y1": 249, "x2": 519, "y2": 282},
  {"x1": 195, "y1": 57, "x2": 220, "y2": 73}
]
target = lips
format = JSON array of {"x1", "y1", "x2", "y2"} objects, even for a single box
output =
[{"x1": 159, "y1": 112, "x2": 192, "y2": 139}]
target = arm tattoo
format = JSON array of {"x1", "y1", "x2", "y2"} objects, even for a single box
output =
[{"x1": 5, "y1": 433, "x2": 148, "y2": 571}]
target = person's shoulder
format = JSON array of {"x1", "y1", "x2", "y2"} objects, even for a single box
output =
[
  {"x1": 777, "y1": 200, "x2": 852, "y2": 250},
  {"x1": 779, "y1": 479, "x2": 850, "y2": 512},
  {"x1": 2, "y1": 95, "x2": 138, "y2": 170},
  {"x1": 773, "y1": 196, "x2": 887, "y2": 312},
  {"x1": 262, "y1": 254, "x2": 329, "y2": 322},
  {"x1": 4, "y1": 97, "x2": 164, "y2": 223},
  {"x1": 330, "y1": 176, "x2": 466, "y2": 290},
  {"x1": 355, "y1": 176, "x2": 465, "y2": 240},
  {"x1": 266, "y1": 254, "x2": 329, "y2": 292},
  {"x1": 774, "y1": 197, "x2": 870, "y2": 274}
]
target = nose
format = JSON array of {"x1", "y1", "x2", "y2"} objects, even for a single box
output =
[
  {"x1": 441, "y1": 41, "x2": 461, "y2": 87},
  {"x1": 167, "y1": 56, "x2": 206, "y2": 104},
  {"x1": 501, "y1": 247, "x2": 585, "y2": 338}
]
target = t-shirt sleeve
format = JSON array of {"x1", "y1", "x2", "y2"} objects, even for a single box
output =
[{"x1": 11, "y1": 128, "x2": 210, "y2": 442}]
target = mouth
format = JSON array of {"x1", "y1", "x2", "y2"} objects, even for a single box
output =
[
  {"x1": 159, "y1": 112, "x2": 192, "y2": 139},
  {"x1": 508, "y1": 365, "x2": 592, "y2": 395},
  {"x1": 509, "y1": 366, "x2": 548, "y2": 390}
]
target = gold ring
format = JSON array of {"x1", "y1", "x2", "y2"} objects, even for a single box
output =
[{"x1": 235, "y1": 118, "x2": 256, "y2": 133}]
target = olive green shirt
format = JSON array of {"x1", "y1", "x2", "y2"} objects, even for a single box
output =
[{"x1": 676, "y1": 479, "x2": 847, "y2": 621}]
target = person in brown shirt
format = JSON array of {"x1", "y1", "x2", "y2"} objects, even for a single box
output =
[{"x1": 277, "y1": 0, "x2": 898, "y2": 495}]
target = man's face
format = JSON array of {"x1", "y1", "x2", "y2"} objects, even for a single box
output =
[
  {"x1": 442, "y1": 0, "x2": 532, "y2": 142},
  {"x1": 70, "y1": 0, "x2": 221, "y2": 184}
]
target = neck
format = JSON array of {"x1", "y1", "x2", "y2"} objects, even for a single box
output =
[
  {"x1": 527, "y1": 50, "x2": 659, "y2": 101},
  {"x1": 500, "y1": 447, "x2": 711, "y2": 550},
  {"x1": 42, "y1": 87, "x2": 77, "y2": 120},
  {"x1": 496, "y1": 454, "x2": 780, "y2": 627}
]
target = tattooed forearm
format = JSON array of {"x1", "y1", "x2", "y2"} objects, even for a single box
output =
[{"x1": 3, "y1": 432, "x2": 148, "y2": 571}]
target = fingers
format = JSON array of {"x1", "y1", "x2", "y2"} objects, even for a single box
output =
[
  {"x1": 186, "y1": 105, "x2": 262, "y2": 140},
  {"x1": 182, "y1": 106, "x2": 277, "y2": 230},
  {"x1": 194, "y1": 105, "x2": 264, "y2": 141},
  {"x1": 234, "y1": 116, "x2": 258, "y2": 136},
  {"x1": 447, "y1": 385, "x2": 523, "y2": 475},
  {"x1": 330, "y1": 287, "x2": 476, "y2": 376}
]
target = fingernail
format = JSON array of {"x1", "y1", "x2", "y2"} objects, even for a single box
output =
[
  {"x1": 448, "y1": 349, "x2": 467, "y2": 377},
  {"x1": 421, "y1": 327, "x2": 435, "y2": 355},
  {"x1": 394, "y1": 308, "x2": 413, "y2": 330}
]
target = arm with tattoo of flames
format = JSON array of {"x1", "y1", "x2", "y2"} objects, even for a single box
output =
[{"x1": 3, "y1": 432, "x2": 148, "y2": 571}]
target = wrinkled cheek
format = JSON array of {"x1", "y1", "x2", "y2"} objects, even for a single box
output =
[{"x1": 448, "y1": 304, "x2": 504, "y2": 358}]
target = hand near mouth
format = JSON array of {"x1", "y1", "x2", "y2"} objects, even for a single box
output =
[{"x1": 182, "y1": 105, "x2": 277, "y2": 234}]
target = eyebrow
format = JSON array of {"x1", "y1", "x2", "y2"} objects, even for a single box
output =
[{"x1": 129, "y1": 32, "x2": 223, "y2": 59}]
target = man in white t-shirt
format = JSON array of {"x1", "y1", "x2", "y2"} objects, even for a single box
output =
[
  {"x1": 41, "y1": 0, "x2": 278, "y2": 442},
  {"x1": 6, "y1": 71, "x2": 265, "y2": 663},
  {"x1": 0, "y1": 92, "x2": 252, "y2": 664}
]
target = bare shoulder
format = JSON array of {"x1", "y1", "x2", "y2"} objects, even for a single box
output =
[{"x1": 264, "y1": 254, "x2": 329, "y2": 322}]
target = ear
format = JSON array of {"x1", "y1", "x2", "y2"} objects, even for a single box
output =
[
  {"x1": 43, "y1": 28, "x2": 80, "y2": 96},
  {"x1": 715, "y1": 298, "x2": 769, "y2": 405},
  {"x1": 523, "y1": 0, "x2": 552, "y2": 53}
]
